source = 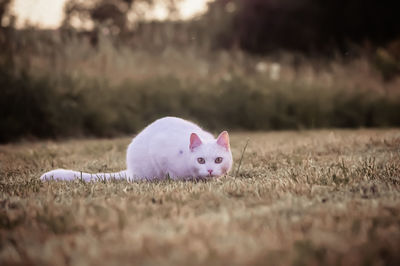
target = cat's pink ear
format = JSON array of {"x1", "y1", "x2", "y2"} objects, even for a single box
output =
[
  {"x1": 190, "y1": 133, "x2": 202, "y2": 151},
  {"x1": 217, "y1": 131, "x2": 230, "y2": 151}
]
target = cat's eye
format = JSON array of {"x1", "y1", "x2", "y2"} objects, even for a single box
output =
[
  {"x1": 215, "y1": 157, "x2": 223, "y2": 164},
  {"x1": 197, "y1": 157, "x2": 206, "y2": 164}
]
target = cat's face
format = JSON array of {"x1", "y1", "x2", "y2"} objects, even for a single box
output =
[{"x1": 189, "y1": 131, "x2": 233, "y2": 178}]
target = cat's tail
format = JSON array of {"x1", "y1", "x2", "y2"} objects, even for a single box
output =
[{"x1": 40, "y1": 169, "x2": 129, "y2": 182}]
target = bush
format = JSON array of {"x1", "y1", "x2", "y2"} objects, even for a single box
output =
[{"x1": 1, "y1": 67, "x2": 399, "y2": 143}]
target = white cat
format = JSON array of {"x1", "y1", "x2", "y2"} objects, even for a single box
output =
[{"x1": 40, "y1": 117, "x2": 233, "y2": 181}]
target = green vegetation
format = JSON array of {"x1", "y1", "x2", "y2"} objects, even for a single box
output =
[
  {"x1": 1, "y1": 130, "x2": 400, "y2": 265},
  {"x1": 1, "y1": 0, "x2": 400, "y2": 142},
  {"x1": 1, "y1": 1, "x2": 399, "y2": 264},
  {"x1": 1, "y1": 0, "x2": 399, "y2": 143},
  {"x1": 1, "y1": 60, "x2": 400, "y2": 143}
]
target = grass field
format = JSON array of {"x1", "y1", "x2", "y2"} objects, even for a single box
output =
[{"x1": 1, "y1": 129, "x2": 400, "y2": 265}]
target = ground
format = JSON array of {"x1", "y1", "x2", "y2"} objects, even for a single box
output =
[{"x1": 0, "y1": 129, "x2": 400, "y2": 266}]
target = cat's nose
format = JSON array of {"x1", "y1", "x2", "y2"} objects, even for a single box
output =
[{"x1": 208, "y1": 169, "x2": 213, "y2": 175}]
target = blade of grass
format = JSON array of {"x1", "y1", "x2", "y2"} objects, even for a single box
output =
[{"x1": 235, "y1": 138, "x2": 250, "y2": 178}]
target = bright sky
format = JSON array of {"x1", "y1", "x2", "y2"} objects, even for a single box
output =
[{"x1": 11, "y1": 0, "x2": 212, "y2": 29}]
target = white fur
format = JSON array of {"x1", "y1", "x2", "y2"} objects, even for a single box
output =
[{"x1": 40, "y1": 117, "x2": 233, "y2": 182}]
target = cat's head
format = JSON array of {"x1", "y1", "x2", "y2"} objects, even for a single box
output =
[{"x1": 189, "y1": 131, "x2": 233, "y2": 178}]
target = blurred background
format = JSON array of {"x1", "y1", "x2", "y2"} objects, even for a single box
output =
[{"x1": 1, "y1": 0, "x2": 399, "y2": 143}]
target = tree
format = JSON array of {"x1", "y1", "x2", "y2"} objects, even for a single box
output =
[
  {"x1": 0, "y1": 0, "x2": 13, "y2": 28},
  {"x1": 62, "y1": 0, "x2": 180, "y2": 37},
  {"x1": 206, "y1": 0, "x2": 400, "y2": 55}
]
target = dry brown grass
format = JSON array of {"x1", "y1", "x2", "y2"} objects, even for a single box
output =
[{"x1": 1, "y1": 129, "x2": 400, "y2": 265}]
